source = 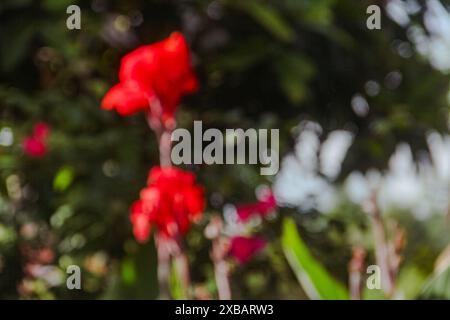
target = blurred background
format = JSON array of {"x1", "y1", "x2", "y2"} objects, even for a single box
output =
[{"x1": 1, "y1": 0, "x2": 450, "y2": 299}]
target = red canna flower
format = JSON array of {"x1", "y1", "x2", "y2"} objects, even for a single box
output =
[
  {"x1": 23, "y1": 137, "x2": 47, "y2": 157},
  {"x1": 130, "y1": 200, "x2": 152, "y2": 243},
  {"x1": 236, "y1": 188, "x2": 276, "y2": 222},
  {"x1": 22, "y1": 122, "x2": 51, "y2": 158},
  {"x1": 32, "y1": 122, "x2": 50, "y2": 141},
  {"x1": 102, "y1": 32, "x2": 198, "y2": 122},
  {"x1": 228, "y1": 236, "x2": 267, "y2": 264},
  {"x1": 130, "y1": 166, "x2": 205, "y2": 242}
]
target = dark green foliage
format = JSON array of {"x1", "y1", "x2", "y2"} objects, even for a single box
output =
[{"x1": 0, "y1": 0, "x2": 449, "y2": 299}]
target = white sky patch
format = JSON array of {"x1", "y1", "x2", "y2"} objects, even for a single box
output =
[
  {"x1": 0, "y1": 127, "x2": 13, "y2": 147},
  {"x1": 320, "y1": 130, "x2": 354, "y2": 180},
  {"x1": 274, "y1": 154, "x2": 338, "y2": 213},
  {"x1": 275, "y1": 123, "x2": 351, "y2": 213},
  {"x1": 276, "y1": 116, "x2": 450, "y2": 219},
  {"x1": 344, "y1": 137, "x2": 450, "y2": 219},
  {"x1": 294, "y1": 128, "x2": 320, "y2": 172},
  {"x1": 344, "y1": 169, "x2": 383, "y2": 205},
  {"x1": 427, "y1": 131, "x2": 450, "y2": 181},
  {"x1": 351, "y1": 94, "x2": 370, "y2": 117},
  {"x1": 387, "y1": 0, "x2": 411, "y2": 26},
  {"x1": 378, "y1": 144, "x2": 424, "y2": 212},
  {"x1": 405, "y1": 0, "x2": 450, "y2": 72}
]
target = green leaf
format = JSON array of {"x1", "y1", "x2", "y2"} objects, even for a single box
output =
[
  {"x1": 0, "y1": 23, "x2": 35, "y2": 72},
  {"x1": 419, "y1": 266, "x2": 450, "y2": 299},
  {"x1": 170, "y1": 260, "x2": 186, "y2": 300},
  {"x1": 274, "y1": 53, "x2": 315, "y2": 105},
  {"x1": 42, "y1": 0, "x2": 74, "y2": 12},
  {"x1": 395, "y1": 266, "x2": 427, "y2": 299},
  {"x1": 285, "y1": 0, "x2": 335, "y2": 26},
  {"x1": 213, "y1": 37, "x2": 270, "y2": 72},
  {"x1": 282, "y1": 218, "x2": 349, "y2": 300},
  {"x1": 53, "y1": 165, "x2": 75, "y2": 192},
  {"x1": 0, "y1": 0, "x2": 32, "y2": 14},
  {"x1": 229, "y1": 1, "x2": 295, "y2": 42},
  {"x1": 121, "y1": 257, "x2": 137, "y2": 285},
  {"x1": 102, "y1": 241, "x2": 158, "y2": 299}
]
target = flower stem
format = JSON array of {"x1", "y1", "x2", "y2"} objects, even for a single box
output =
[
  {"x1": 156, "y1": 236, "x2": 171, "y2": 299},
  {"x1": 159, "y1": 129, "x2": 172, "y2": 167},
  {"x1": 364, "y1": 192, "x2": 395, "y2": 297},
  {"x1": 348, "y1": 246, "x2": 365, "y2": 300},
  {"x1": 205, "y1": 215, "x2": 232, "y2": 300},
  {"x1": 147, "y1": 102, "x2": 189, "y2": 299},
  {"x1": 174, "y1": 239, "x2": 191, "y2": 298},
  {"x1": 214, "y1": 255, "x2": 231, "y2": 300}
]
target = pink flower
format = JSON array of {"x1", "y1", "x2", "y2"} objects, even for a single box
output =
[
  {"x1": 236, "y1": 188, "x2": 276, "y2": 222},
  {"x1": 33, "y1": 122, "x2": 50, "y2": 141},
  {"x1": 22, "y1": 137, "x2": 47, "y2": 157},
  {"x1": 22, "y1": 122, "x2": 50, "y2": 158},
  {"x1": 228, "y1": 236, "x2": 267, "y2": 264}
]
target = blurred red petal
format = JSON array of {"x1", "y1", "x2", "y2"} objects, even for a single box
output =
[
  {"x1": 22, "y1": 137, "x2": 47, "y2": 158},
  {"x1": 130, "y1": 166, "x2": 205, "y2": 241},
  {"x1": 130, "y1": 200, "x2": 152, "y2": 243},
  {"x1": 101, "y1": 81, "x2": 153, "y2": 116},
  {"x1": 229, "y1": 236, "x2": 267, "y2": 264},
  {"x1": 236, "y1": 190, "x2": 276, "y2": 222},
  {"x1": 103, "y1": 32, "x2": 198, "y2": 119},
  {"x1": 33, "y1": 122, "x2": 50, "y2": 141}
]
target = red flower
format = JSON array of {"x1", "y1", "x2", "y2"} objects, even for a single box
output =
[
  {"x1": 102, "y1": 32, "x2": 198, "y2": 122},
  {"x1": 130, "y1": 166, "x2": 205, "y2": 242},
  {"x1": 33, "y1": 122, "x2": 50, "y2": 140},
  {"x1": 130, "y1": 200, "x2": 152, "y2": 242},
  {"x1": 228, "y1": 236, "x2": 267, "y2": 264},
  {"x1": 22, "y1": 122, "x2": 50, "y2": 158},
  {"x1": 236, "y1": 188, "x2": 276, "y2": 222},
  {"x1": 23, "y1": 137, "x2": 47, "y2": 157}
]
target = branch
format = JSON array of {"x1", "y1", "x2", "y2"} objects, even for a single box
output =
[
  {"x1": 155, "y1": 235, "x2": 171, "y2": 299},
  {"x1": 363, "y1": 191, "x2": 395, "y2": 297},
  {"x1": 348, "y1": 246, "x2": 365, "y2": 300},
  {"x1": 205, "y1": 215, "x2": 232, "y2": 300}
]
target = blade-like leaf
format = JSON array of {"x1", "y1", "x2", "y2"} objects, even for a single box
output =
[
  {"x1": 170, "y1": 260, "x2": 186, "y2": 300},
  {"x1": 228, "y1": 0, "x2": 295, "y2": 42},
  {"x1": 282, "y1": 218, "x2": 349, "y2": 300},
  {"x1": 419, "y1": 266, "x2": 450, "y2": 299}
]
